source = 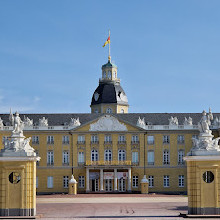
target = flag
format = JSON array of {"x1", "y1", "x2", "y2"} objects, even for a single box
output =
[{"x1": 103, "y1": 36, "x2": 110, "y2": 47}]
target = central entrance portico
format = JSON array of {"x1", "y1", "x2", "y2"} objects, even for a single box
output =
[{"x1": 86, "y1": 166, "x2": 132, "y2": 193}]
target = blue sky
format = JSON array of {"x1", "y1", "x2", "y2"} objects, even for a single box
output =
[{"x1": 0, "y1": 0, "x2": 220, "y2": 113}]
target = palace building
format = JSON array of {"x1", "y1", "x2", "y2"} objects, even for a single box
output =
[{"x1": 0, "y1": 55, "x2": 220, "y2": 194}]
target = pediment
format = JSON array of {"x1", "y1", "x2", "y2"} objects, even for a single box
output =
[{"x1": 89, "y1": 115, "x2": 127, "y2": 131}]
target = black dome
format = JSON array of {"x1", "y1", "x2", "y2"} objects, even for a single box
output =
[{"x1": 91, "y1": 82, "x2": 128, "y2": 106}]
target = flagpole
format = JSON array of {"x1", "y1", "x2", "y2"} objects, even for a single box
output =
[{"x1": 108, "y1": 30, "x2": 111, "y2": 62}]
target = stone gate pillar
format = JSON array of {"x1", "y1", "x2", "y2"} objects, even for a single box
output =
[
  {"x1": 184, "y1": 110, "x2": 220, "y2": 215},
  {"x1": 0, "y1": 112, "x2": 40, "y2": 216}
]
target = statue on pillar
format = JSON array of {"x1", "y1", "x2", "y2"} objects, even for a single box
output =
[
  {"x1": 10, "y1": 111, "x2": 24, "y2": 137},
  {"x1": 189, "y1": 109, "x2": 220, "y2": 155},
  {"x1": 1, "y1": 111, "x2": 35, "y2": 156}
]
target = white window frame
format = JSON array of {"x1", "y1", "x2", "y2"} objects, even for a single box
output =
[
  {"x1": 132, "y1": 151, "x2": 139, "y2": 163},
  {"x1": 47, "y1": 176, "x2": 53, "y2": 188},
  {"x1": 63, "y1": 176, "x2": 69, "y2": 188},
  {"x1": 147, "y1": 136, "x2": 154, "y2": 145},
  {"x1": 32, "y1": 136, "x2": 39, "y2": 144},
  {"x1": 78, "y1": 135, "x2": 85, "y2": 144},
  {"x1": 118, "y1": 149, "x2": 126, "y2": 161},
  {"x1": 178, "y1": 150, "x2": 185, "y2": 165},
  {"x1": 163, "y1": 150, "x2": 170, "y2": 165},
  {"x1": 62, "y1": 151, "x2": 69, "y2": 165},
  {"x1": 163, "y1": 175, "x2": 170, "y2": 187},
  {"x1": 163, "y1": 135, "x2": 170, "y2": 144},
  {"x1": 131, "y1": 135, "x2": 139, "y2": 143},
  {"x1": 47, "y1": 151, "x2": 54, "y2": 165},
  {"x1": 178, "y1": 175, "x2": 184, "y2": 187},
  {"x1": 104, "y1": 149, "x2": 112, "y2": 161},
  {"x1": 118, "y1": 135, "x2": 126, "y2": 143},
  {"x1": 104, "y1": 135, "x2": 112, "y2": 143},
  {"x1": 91, "y1": 149, "x2": 98, "y2": 161},
  {"x1": 79, "y1": 176, "x2": 85, "y2": 188},
  {"x1": 78, "y1": 151, "x2": 85, "y2": 163},
  {"x1": 132, "y1": 176, "x2": 138, "y2": 188},
  {"x1": 147, "y1": 150, "x2": 154, "y2": 165},
  {"x1": 148, "y1": 175, "x2": 154, "y2": 187},
  {"x1": 91, "y1": 135, "x2": 99, "y2": 143},
  {"x1": 62, "y1": 135, "x2": 69, "y2": 144},
  {"x1": 177, "y1": 135, "x2": 184, "y2": 144},
  {"x1": 47, "y1": 136, "x2": 54, "y2": 144}
]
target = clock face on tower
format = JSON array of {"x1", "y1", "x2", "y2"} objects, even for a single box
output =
[{"x1": 94, "y1": 92, "x2": 99, "y2": 101}]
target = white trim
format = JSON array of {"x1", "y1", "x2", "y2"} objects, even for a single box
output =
[
  {"x1": 0, "y1": 156, "x2": 40, "y2": 161},
  {"x1": 184, "y1": 155, "x2": 220, "y2": 161}
]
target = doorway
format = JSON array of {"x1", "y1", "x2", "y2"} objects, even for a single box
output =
[
  {"x1": 91, "y1": 179, "x2": 99, "y2": 192},
  {"x1": 105, "y1": 179, "x2": 113, "y2": 192},
  {"x1": 118, "y1": 178, "x2": 126, "y2": 192}
]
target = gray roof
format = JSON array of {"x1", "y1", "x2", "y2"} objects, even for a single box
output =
[
  {"x1": 1, "y1": 112, "x2": 220, "y2": 126},
  {"x1": 91, "y1": 82, "x2": 128, "y2": 106}
]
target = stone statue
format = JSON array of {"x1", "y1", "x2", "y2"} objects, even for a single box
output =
[
  {"x1": 0, "y1": 117, "x2": 3, "y2": 127},
  {"x1": 24, "y1": 116, "x2": 33, "y2": 127},
  {"x1": 169, "y1": 116, "x2": 178, "y2": 125},
  {"x1": 69, "y1": 117, "x2": 81, "y2": 127},
  {"x1": 137, "y1": 117, "x2": 146, "y2": 129},
  {"x1": 184, "y1": 117, "x2": 193, "y2": 126},
  {"x1": 213, "y1": 117, "x2": 219, "y2": 126},
  {"x1": 198, "y1": 110, "x2": 212, "y2": 135},
  {"x1": 10, "y1": 111, "x2": 24, "y2": 136},
  {"x1": 189, "y1": 109, "x2": 220, "y2": 155},
  {"x1": 0, "y1": 111, "x2": 36, "y2": 156},
  {"x1": 39, "y1": 117, "x2": 48, "y2": 126}
]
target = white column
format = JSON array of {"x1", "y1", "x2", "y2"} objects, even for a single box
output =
[
  {"x1": 128, "y1": 168, "x2": 131, "y2": 192},
  {"x1": 86, "y1": 168, "x2": 90, "y2": 192},
  {"x1": 100, "y1": 168, "x2": 104, "y2": 191},
  {"x1": 114, "y1": 168, "x2": 118, "y2": 191}
]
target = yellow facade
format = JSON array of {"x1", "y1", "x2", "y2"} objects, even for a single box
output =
[
  {"x1": 91, "y1": 104, "x2": 129, "y2": 114},
  {"x1": 0, "y1": 116, "x2": 203, "y2": 194},
  {"x1": 185, "y1": 156, "x2": 220, "y2": 215},
  {"x1": 0, "y1": 159, "x2": 37, "y2": 216}
]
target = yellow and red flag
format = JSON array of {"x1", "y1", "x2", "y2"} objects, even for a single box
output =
[{"x1": 103, "y1": 36, "x2": 110, "y2": 47}]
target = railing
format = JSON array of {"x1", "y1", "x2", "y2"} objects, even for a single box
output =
[
  {"x1": 118, "y1": 141, "x2": 126, "y2": 144},
  {"x1": 131, "y1": 141, "x2": 139, "y2": 144},
  {"x1": 86, "y1": 160, "x2": 131, "y2": 166},
  {"x1": 0, "y1": 124, "x2": 214, "y2": 131},
  {"x1": 62, "y1": 141, "x2": 69, "y2": 144},
  {"x1": 104, "y1": 141, "x2": 112, "y2": 144},
  {"x1": 77, "y1": 141, "x2": 85, "y2": 144},
  {"x1": 91, "y1": 141, "x2": 99, "y2": 144},
  {"x1": 32, "y1": 141, "x2": 39, "y2": 145},
  {"x1": 47, "y1": 141, "x2": 54, "y2": 144},
  {"x1": 47, "y1": 162, "x2": 54, "y2": 166}
]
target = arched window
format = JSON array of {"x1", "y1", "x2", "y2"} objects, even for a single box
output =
[
  {"x1": 104, "y1": 149, "x2": 112, "y2": 161},
  {"x1": 91, "y1": 149, "x2": 98, "y2": 161},
  {"x1": 118, "y1": 149, "x2": 126, "y2": 161},
  {"x1": 106, "y1": 108, "x2": 112, "y2": 113},
  {"x1": 121, "y1": 109, "x2": 124, "y2": 113},
  {"x1": 103, "y1": 71, "x2": 106, "y2": 79}
]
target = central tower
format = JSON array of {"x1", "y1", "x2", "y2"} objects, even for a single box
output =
[{"x1": 90, "y1": 56, "x2": 129, "y2": 113}]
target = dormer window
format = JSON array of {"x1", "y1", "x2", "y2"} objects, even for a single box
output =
[{"x1": 108, "y1": 70, "x2": 111, "y2": 79}]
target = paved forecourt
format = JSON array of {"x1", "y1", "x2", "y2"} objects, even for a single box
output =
[{"x1": 36, "y1": 194, "x2": 191, "y2": 220}]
